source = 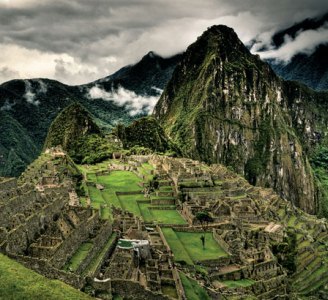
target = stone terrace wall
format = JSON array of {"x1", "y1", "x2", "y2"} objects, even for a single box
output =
[
  {"x1": 111, "y1": 279, "x2": 171, "y2": 300},
  {"x1": 75, "y1": 222, "x2": 113, "y2": 275},
  {"x1": 3, "y1": 194, "x2": 67, "y2": 254},
  {"x1": 51, "y1": 211, "x2": 103, "y2": 269}
]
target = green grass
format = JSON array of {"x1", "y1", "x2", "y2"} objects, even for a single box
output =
[
  {"x1": 100, "y1": 206, "x2": 111, "y2": 219},
  {"x1": 0, "y1": 253, "x2": 92, "y2": 300},
  {"x1": 64, "y1": 243, "x2": 93, "y2": 272},
  {"x1": 83, "y1": 232, "x2": 117, "y2": 276},
  {"x1": 139, "y1": 202, "x2": 153, "y2": 221},
  {"x1": 162, "y1": 229, "x2": 228, "y2": 264},
  {"x1": 179, "y1": 272, "x2": 211, "y2": 300},
  {"x1": 137, "y1": 163, "x2": 154, "y2": 181},
  {"x1": 162, "y1": 228, "x2": 193, "y2": 265},
  {"x1": 118, "y1": 194, "x2": 144, "y2": 216},
  {"x1": 87, "y1": 173, "x2": 97, "y2": 182},
  {"x1": 97, "y1": 171, "x2": 142, "y2": 191},
  {"x1": 86, "y1": 171, "x2": 143, "y2": 219},
  {"x1": 222, "y1": 279, "x2": 255, "y2": 288},
  {"x1": 101, "y1": 189, "x2": 121, "y2": 208},
  {"x1": 137, "y1": 202, "x2": 186, "y2": 224},
  {"x1": 150, "y1": 209, "x2": 187, "y2": 224},
  {"x1": 175, "y1": 231, "x2": 228, "y2": 261},
  {"x1": 88, "y1": 186, "x2": 104, "y2": 204},
  {"x1": 288, "y1": 215, "x2": 297, "y2": 227}
]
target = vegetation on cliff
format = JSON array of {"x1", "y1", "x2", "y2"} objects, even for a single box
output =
[
  {"x1": 43, "y1": 103, "x2": 121, "y2": 165},
  {"x1": 116, "y1": 116, "x2": 180, "y2": 156},
  {"x1": 154, "y1": 25, "x2": 328, "y2": 215}
]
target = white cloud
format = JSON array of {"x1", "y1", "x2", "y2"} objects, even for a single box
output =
[
  {"x1": 0, "y1": 1, "x2": 327, "y2": 84},
  {"x1": 0, "y1": 99, "x2": 15, "y2": 111},
  {"x1": 255, "y1": 25, "x2": 328, "y2": 62},
  {"x1": 88, "y1": 85, "x2": 161, "y2": 116},
  {"x1": 24, "y1": 80, "x2": 39, "y2": 105}
]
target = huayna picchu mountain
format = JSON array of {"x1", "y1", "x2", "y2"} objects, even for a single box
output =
[{"x1": 154, "y1": 25, "x2": 328, "y2": 215}]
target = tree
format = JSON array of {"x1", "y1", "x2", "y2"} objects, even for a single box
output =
[{"x1": 195, "y1": 211, "x2": 214, "y2": 249}]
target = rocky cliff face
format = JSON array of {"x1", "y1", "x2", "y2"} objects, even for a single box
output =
[{"x1": 154, "y1": 25, "x2": 328, "y2": 214}]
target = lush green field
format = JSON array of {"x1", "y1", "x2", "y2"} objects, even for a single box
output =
[
  {"x1": 97, "y1": 171, "x2": 142, "y2": 191},
  {"x1": 0, "y1": 254, "x2": 92, "y2": 300},
  {"x1": 86, "y1": 170, "x2": 143, "y2": 219},
  {"x1": 162, "y1": 228, "x2": 228, "y2": 264},
  {"x1": 118, "y1": 194, "x2": 144, "y2": 216},
  {"x1": 84, "y1": 167, "x2": 186, "y2": 225},
  {"x1": 162, "y1": 228, "x2": 193, "y2": 264},
  {"x1": 176, "y1": 231, "x2": 228, "y2": 260},
  {"x1": 150, "y1": 209, "x2": 187, "y2": 224},
  {"x1": 179, "y1": 272, "x2": 211, "y2": 300}
]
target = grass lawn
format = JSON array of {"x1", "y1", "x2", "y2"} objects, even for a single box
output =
[
  {"x1": 87, "y1": 171, "x2": 143, "y2": 218},
  {"x1": 87, "y1": 173, "x2": 97, "y2": 182},
  {"x1": 88, "y1": 186, "x2": 104, "y2": 204},
  {"x1": 138, "y1": 203, "x2": 186, "y2": 224},
  {"x1": 138, "y1": 163, "x2": 155, "y2": 181},
  {"x1": 162, "y1": 228, "x2": 193, "y2": 265},
  {"x1": 101, "y1": 189, "x2": 121, "y2": 208},
  {"x1": 139, "y1": 202, "x2": 153, "y2": 221},
  {"x1": 162, "y1": 229, "x2": 228, "y2": 264},
  {"x1": 64, "y1": 243, "x2": 93, "y2": 272},
  {"x1": 179, "y1": 272, "x2": 211, "y2": 300},
  {"x1": 150, "y1": 209, "x2": 187, "y2": 224},
  {"x1": 175, "y1": 231, "x2": 228, "y2": 261},
  {"x1": 97, "y1": 171, "x2": 142, "y2": 191},
  {"x1": 223, "y1": 279, "x2": 255, "y2": 288},
  {"x1": 117, "y1": 194, "x2": 144, "y2": 216},
  {"x1": 0, "y1": 253, "x2": 92, "y2": 300}
]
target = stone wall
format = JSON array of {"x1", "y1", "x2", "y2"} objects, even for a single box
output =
[
  {"x1": 111, "y1": 279, "x2": 171, "y2": 300},
  {"x1": 50, "y1": 211, "x2": 103, "y2": 268},
  {"x1": 4, "y1": 194, "x2": 67, "y2": 254}
]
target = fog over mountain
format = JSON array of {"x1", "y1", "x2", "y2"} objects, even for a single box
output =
[{"x1": 0, "y1": 0, "x2": 327, "y2": 85}]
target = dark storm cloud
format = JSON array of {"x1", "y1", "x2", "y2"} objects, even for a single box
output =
[{"x1": 0, "y1": 0, "x2": 327, "y2": 84}]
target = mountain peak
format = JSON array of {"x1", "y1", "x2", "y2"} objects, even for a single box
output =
[
  {"x1": 43, "y1": 102, "x2": 100, "y2": 152},
  {"x1": 154, "y1": 24, "x2": 319, "y2": 214}
]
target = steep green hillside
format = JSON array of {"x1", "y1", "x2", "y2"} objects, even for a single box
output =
[
  {"x1": 44, "y1": 103, "x2": 121, "y2": 164},
  {"x1": 154, "y1": 25, "x2": 328, "y2": 215},
  {"x1": 116, "y1": 116, "x2": 180, "y2": 155},
  {"x1": 0, "y1": 254, "x2": 92, "y2": 300},
  {"x1": 0, "y1": 111, "x2": 38, "y2": 176},
  {"x1": 44, "y1": 103, "x2": 100, "y2": 151}
]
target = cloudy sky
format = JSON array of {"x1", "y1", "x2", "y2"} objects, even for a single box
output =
[{"x1": 0, "y1": 0, "x2": 327, "y2": 85}]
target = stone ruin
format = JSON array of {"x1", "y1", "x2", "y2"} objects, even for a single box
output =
[
  {"x1": 1, "y1": 150, "x2": 328, "y2": 299},
  {"x1": 0, "y1": 149, "x2": 112, "y2": 290}
]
